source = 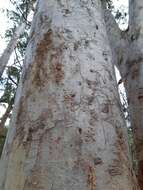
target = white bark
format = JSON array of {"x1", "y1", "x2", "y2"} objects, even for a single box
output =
[
  {"x1": 0, "y1": 0, "x2": 139, "y2": 189},
  {"x1": 0, "y1": 23, "x2": 26, "y2": 78}
]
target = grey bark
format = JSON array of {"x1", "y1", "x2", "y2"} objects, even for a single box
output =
[
  {"x1": 127, "y1": 0, "x2": 143, "y2": 188},
  {"x1": 103, "y1": 8, "x2": 129, "y2": 80},
  {"x1": 104, "y1": 1, "x2": 143, "y2": 189},
  {"x1": 0, "y1": 0, "x2": 139, "y2": 190}
]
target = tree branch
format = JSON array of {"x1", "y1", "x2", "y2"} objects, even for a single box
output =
[
  {"x1": 103, "y1": 8, "x2": 129, "y2": 79},
  {"x1": 0, "y1": 99, "x2": 13, "y2": 129}
]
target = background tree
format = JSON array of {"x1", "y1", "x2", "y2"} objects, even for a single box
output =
[
  {"x1": 104, "y1": 0, "x2": 143, "y2": 188},
  {"x1": 0, "y1": 0, "x2": 35, "y2": 123},
  {"x1": 0, "y1": 0, "x2": 35, "y2": 156}
]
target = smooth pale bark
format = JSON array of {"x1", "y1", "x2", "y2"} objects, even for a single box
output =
[
  {"x1": 0, "y1": 23, "x2": 26, "y2": 78},
  {"x1": 103, "y1": 9, "x2": 129, "y2": 80},
  {"x1": 125, "y1": 0, "x2": 143, "y2": 188},
  {"x1": 0, "y1": 0, "x2": 139, "y2": 189},
  {"x1": 105, "y1": 1, "x2": 143, "y2": 188}
]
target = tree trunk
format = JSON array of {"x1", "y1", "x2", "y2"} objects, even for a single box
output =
[
  {"x1": 0, "y1": 0, "x2": 139, "y2": 189},
  {"x1": 103, "y1": 8, "x2": 129, "y2": 80},
  {"x1": 125, "y1": 0, "x2": 143, "y2": 188},
  {"x1": 0, "y1": 0, "x2": 35, "y2": 78},
  {"x1": 104, "y1": 1, "x2": 143, "y2": 189},
  {"x1": 0, "y1": 23, "x2": 26, "y2": 78},
  {"x1": 0, "y1": 100, "x2": 13, "y2": 129}
]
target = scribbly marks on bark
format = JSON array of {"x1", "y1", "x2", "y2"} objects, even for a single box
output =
[
  {"x1": 87, "y1": 166, "x2": 96, "y2": 190},
  {"x1": 108, "y1": 159, "x2": 122, "y2": 176},
  {"x1": 31, "y1": 29, "x2": 65, "y2": 87}
]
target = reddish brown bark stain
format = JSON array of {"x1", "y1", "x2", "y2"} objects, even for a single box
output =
[
  {"x1": 73, "y1": 158, "x2": 96, "y2": 190},
  {"x1": 64, "y1": 94, "x2": 75, "y2": 105},
  {"x1": 50, "y1": 48, "x2": 64, "y2": 84},
  {"x1": 32, "y1": 29, "x2": 53, "y2": 87},
  {"x1": 16, "y1": 100, "x2": 53, "y2": 147},
  {"x1": 87, "y1": 166, "x2": 96, "y2": 190},
  {"x1": 108, "y1": 159, "x2": 122, "y2": 176},
  {"x1": 26, "y1": 29, "x2": 65, "y2": 88},
  {"x1": 51, "y1": 61, "x2": 64, "y2": 84}
]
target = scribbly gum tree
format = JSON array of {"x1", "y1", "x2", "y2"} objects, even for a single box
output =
[
  {"x1": 0, "y1": 0, "x2": 140, "y2": 189},
  {"x1": 104, "y1": 0, "x2": 143, "y2": 188},
  {"x1": 127, "y1": 0, "x2": 143, "y2": 188}
]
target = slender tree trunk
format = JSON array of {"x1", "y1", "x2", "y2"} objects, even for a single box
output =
[
  {"x1": 0, "y1": 0, "x2": 139, "y2": 189},
  {"x1": 0, "y1": 0, "x2": 35, "y2": 78},
  {"x1": 105, "y1": 1, "x2": 143, "y2": 189},
  {"x1": 125, "y1": 0, "x2": 143, "y2": 188},
  {"x1": 0, "y1": 23, "x2": 26, "y2": 78},
  {"x1": 0, "y1": 100, "x2": 13, "y2": 129}
]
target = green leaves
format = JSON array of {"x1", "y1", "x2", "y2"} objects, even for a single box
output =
[
  {"x1": 0, "y1": 82, "x2": 14, "y2": 104},
  {"x1": 7, "y1": 66, "x2": 20, "y2": 83},
  {"x1": 0, "y1": 65, "x2": 20, "y2": 105},
  {"x1": 0, "y1": 0, "x2": 35, "y2": 130}
]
